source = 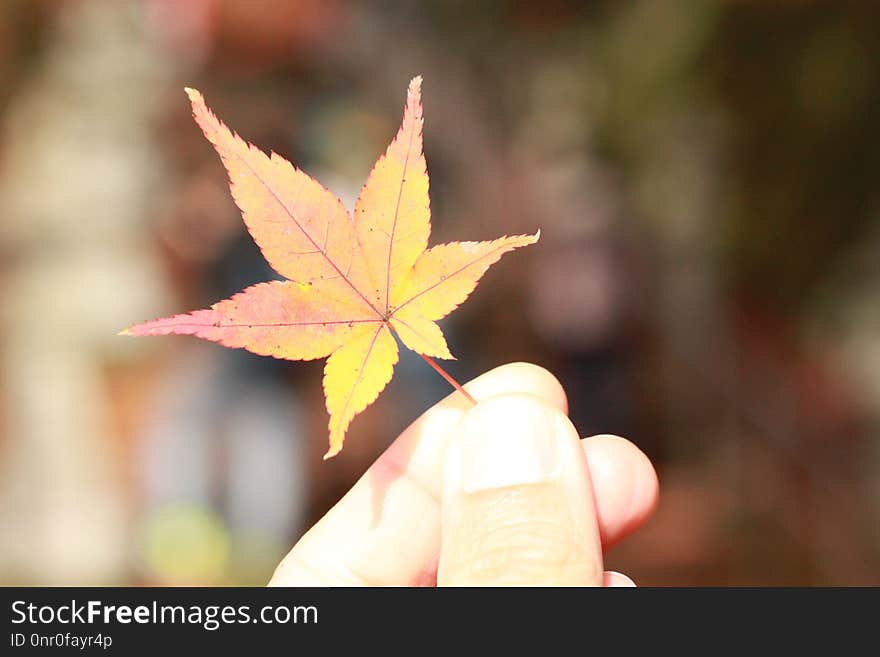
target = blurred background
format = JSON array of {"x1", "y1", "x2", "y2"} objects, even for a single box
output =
[{"x1": 1, "y1": 0, "x2": 878, "y2": 586}]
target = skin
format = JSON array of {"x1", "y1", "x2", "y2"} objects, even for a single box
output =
[{"x1": 269, "y1": 362, "x2": 659, "y2": 586}]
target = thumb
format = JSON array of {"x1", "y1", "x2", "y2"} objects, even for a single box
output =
[{"x1": 438, "y1": 394, "x2": 603, "y2": 586}]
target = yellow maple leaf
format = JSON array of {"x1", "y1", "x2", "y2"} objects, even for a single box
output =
[{"x1": 121, "y1": 77, "x2": 539, "y2": 458}]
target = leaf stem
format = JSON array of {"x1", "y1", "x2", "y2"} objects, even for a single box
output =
[{"x1": 418, "y1": 353, "x2": 477, "y2": 406}]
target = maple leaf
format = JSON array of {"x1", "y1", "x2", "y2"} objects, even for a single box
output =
[{"x1": 121, "y1": 77, "x2": 539, "y2": 458}]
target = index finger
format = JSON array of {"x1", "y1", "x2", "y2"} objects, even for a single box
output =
[{"x1": 269, "y1": 362, "x2": 567, "y2": 586}]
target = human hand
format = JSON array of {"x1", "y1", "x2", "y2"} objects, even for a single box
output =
[{"x1": 269, "y1": 363, "x2": 658, "y2": 586}]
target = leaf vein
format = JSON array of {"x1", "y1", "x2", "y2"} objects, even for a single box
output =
[
  {"x1": 336, "y1": 324, "x2": 385, "y2": 432},
  {"x1": 392, "y1": 242, "x2": 512, "y2": 314},
  {"x1": 384, "y1": 123, "x2": 417, "y2": 314},
  {"x1": 231, "y1": 151, "x2": 381, "y2": 317}
]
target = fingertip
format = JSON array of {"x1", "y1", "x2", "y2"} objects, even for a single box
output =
[
  {"x1": 582, "y1": 434, "x2": 659, "y2": 547},
  {"x1": 458, "y1": 392, "x2": 564, "y2": 434},
  {"x1": 603, "y1": 570, "x2": 636, "y2": 587},
  {"x1": 379, "y1": 363, "x2": 570, "y2": 509},
  {"x1": 440, "y1": 392, "x2": 602, "y2": 586},
  {"x1": 467, "y1": 362, "x2": 567, "y2": 414}
]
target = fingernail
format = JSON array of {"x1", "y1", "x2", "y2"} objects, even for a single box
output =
[
  {"x1": 458, "y1": 396, "x2": 560, "y2": 493},
  {"x1": 604, "y1": 571, "x2": 637, "y2": 587}
]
